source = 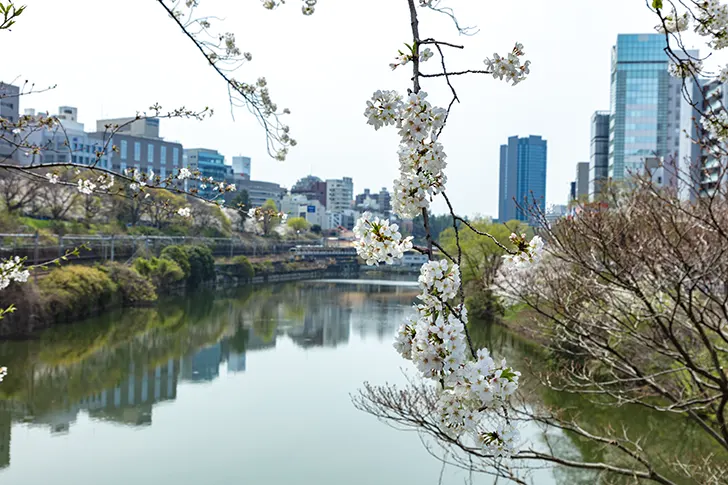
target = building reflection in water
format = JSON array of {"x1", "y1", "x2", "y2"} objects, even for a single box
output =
[{"x1": 0, "y1": 279, "x2": 418, "y2": 472}]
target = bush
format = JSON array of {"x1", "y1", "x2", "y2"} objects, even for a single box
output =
[
  {"x1": 160, "y1": 244, "x2": 215, "y2": 287},
  {"x1": 39, "y1": 266, "x2": 118, "y2": 321},
  {"x1": 160, "y1": 245, "x2": 191, "y2": 278},
  {"x1": 133, "y1": 257, "x2": 185, "y2": 290},
  {"x1": 252, "y1": 261, "x2": 274, "y2": 274},
  {"x1": 102, "y1": 262, "x2": 157, "y2": 305},
  {"x1": 231, "y1": 255, "x2": 255, "y2": 279},
  {"x1": 185, "y1": 245, "x2": 216, "y2": 286}
]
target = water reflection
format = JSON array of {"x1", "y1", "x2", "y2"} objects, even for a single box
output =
[
  {"x1": 0, "y1": 279, "x2": 719, "y2": 484},
  {"x1": 0, "y1": 280, "x2": 420, "y2": 473}
]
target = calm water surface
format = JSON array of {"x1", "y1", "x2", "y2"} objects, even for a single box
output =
[{"x1": 0, "y1": 279, "x2": 720, "y2": 484}]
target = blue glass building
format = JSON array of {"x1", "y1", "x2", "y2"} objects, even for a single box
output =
[
  {"x1": 498, "y1": 135, "x2": 547, "y2": 223},
  {"x1": 609, "y1": 34, "x2": 684, "y2": 182},
  {"x1": 184, "y1": 148, "x2": 229, "y2": 199}
]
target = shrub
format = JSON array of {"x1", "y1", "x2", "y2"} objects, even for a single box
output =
[
  {"x1": 252, "y1": 261, "x2": 274, "y2": 274},
  {"x1": 39, "y1": 266, "x2": 118, "y2": 321},
  {"x1": 159, "y1": 244, "x2": 215, "y2": 286},
  {"x1": 231, "y1": 255, "x2": 255, "y2": 279},
  {"x1": 160, "y1": 245, "x2": 191, "y2": 278},
  {"x1": 102, "y1": 262, "x2": 157, "y2": 305},
  {"x1": 184, "y1": 245, "x2": 216, "y2": 286},
  {"x1": 133, "y1": 257, "x2": 185, "y2": 290}
]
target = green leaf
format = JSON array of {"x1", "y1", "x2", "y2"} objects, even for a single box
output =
[{"x1": 652, "y1": 0, "x2": 662, "y2": 9}]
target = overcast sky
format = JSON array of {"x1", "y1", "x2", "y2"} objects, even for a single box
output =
[{"x1": 2, "y1": 0, "x2": 682, "y2": 217}]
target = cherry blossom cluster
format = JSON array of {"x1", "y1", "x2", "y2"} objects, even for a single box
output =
[
  {"x1": 395, "y1": 260, "x2": 467, "y2": 379},
  {"x1": 701, "y1": 108, "x2": 728, "y2": 140},
  {"x1": 484, "y1": 43, "x2": 531, "y2": 86},
  {"x1": 668, "y1": 58, "x2": 703, "y2": 78},
  {"x1": 364, "y1": 90, "x2": 403, "y2": 130},
  {"x1": 393, "y1": 260, "x2": 521, "y2": 455},
  {"x1": 655, "y1": 12, "x2": 690, "y2": 33},
  {"x1": 0, "y1": 256, "x2": 30, "y2": 291},
  {"x1": 418, "y1": 259, "x2": 460, "y2": 306},
  {"x1": 365, "y1": 90, "x2": 449, "y2": 218},
  {"x1": 502, "y1": 233, "x2": 545, "y2": 270},
  {"x1": 695, "y1": 0, "x2": 728, "y2": 50},
  {"x1": 438, "y1": 348, "x2": 521, "y2": 456},
  {"x1": 0, "y1": 367, "x2": 6, "y2": 383},
  {"x1": 262, "y1": 0, "x2": 317, "y2": 15},
  {"x1": 390, "y1": 46, "x2": 434, "y2": 70},
  {"x1": 353, "y1": 212, "x2": 414, "y2": 265}
]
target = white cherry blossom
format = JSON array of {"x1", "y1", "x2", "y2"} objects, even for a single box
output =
[
  {"x1": 353, "y1": 212, "x2": 414, "y2": 265},
  {"x1": 655, "y1": 12, "x2": 690, "y2": 33},
  {"x1": 77, "y1": 179, "x2": 96, "y2": 195},
  {"x1": 0, "y1": 256, "x2": 30, "y2": 291},
  {"x1": 502, "y1": 233, "x2": 545, "y2": 269},
  {"x1": 484, "y1": 43, "x2": 531, "y2": 86}
]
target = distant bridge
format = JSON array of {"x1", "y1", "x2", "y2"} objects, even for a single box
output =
[
  {"x1": 0, "y1": 234, "x2": 321, "y2": 266},
  {"x1": 289, "y1": 245, "x2": 358, "y2": 262}
]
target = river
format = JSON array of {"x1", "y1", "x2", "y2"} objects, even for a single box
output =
[{"x1": 0, "y1": 279, "x2": 721, "y2": 484}]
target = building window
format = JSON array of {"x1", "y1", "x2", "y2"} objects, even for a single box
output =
[
  {"x1": 173, "y1": 147, "x2": 179, "y2": 166},
  {"x1": 160, "y1": 167, "x2": 166, "y2": 178},
  {"x1": 160, "y1": 145, "x2": 167, "y2": 164},
  {"x1": 120, "y1": 140, "x2": 127, "y2": 159},
  {"x1": 120, "y1": 162, "x2": 127, "y2": 172},
  {"x1": 134, "y1": 142, "x2": 141, "y2": 162},
  {"x1": 148, "y1": 144, "x2": 154, "y2": 163}
]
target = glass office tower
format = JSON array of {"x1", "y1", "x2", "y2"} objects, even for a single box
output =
[
  {"x1": 498, "y1": 135, "x2": 547, "y2": 223},
  {"x1": 609, "y1": 34, "x2": 683, "y2": 182}
]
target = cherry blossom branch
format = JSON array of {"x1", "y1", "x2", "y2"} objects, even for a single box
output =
[
  {"x1": 156, "y1": 0, "x2": 295, "y2": 160},
  {"x1": 419, "y1": 69, "x2": 492, "y2": 78}
]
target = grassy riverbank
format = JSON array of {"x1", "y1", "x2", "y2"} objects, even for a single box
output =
[{"x1": 0, "y1": 242, "x2": 345, "y2": 337}]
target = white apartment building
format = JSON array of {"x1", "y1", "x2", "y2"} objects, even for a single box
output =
[{"x1": 326, "y1": 177, "x2": 353, "y2": 212}]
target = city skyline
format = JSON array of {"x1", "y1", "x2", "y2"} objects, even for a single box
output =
[{"x1": 0, "y1": 0, "x2": 676, "y2": 218}]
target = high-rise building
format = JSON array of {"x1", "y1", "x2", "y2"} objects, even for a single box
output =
[
  {"x1": 574, "y1": 162, "x2": 589, "y2": 201},
  {"x1": 93, "y1": 116, "x2": 182, "y2": 179},
  {"x1": 0, "y1": 83, "x2": 19, "y2": 163},
  {"x1": 589, "y1": 111, "x2": 610, "y2": 199},
  {"x1": 609, "y1": 34, "x2": 695, "y2": 183},
  {"x1": 184, "y1": 148, "x2": 227, "y2": 198},
  {"x1": 694, "y1": 79, "x2": 728, "y2": 197},
  {"x1": 498, "y1": 135, "x2": 547, "y2": 223},
  {"x1": 676, "y1": 76, "x2": 705, "y2": 201},
  {"x1": 292, "y1": 175, "x2": 327, "y2": 207},
  {"x1": 326, "y1": 177, "x2": 354, "y2": 212},
  {"x1": 232, "y1": 155, "x2": 251, "y2": 180},
  {"x1": 355, "y1": 187, "x2": 392, "y2": 215}
]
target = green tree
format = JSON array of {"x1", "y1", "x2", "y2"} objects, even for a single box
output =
[
  {"x1": 287, "y1": 216, "x2": 310, "y2": 233},
  {"x1": 440, "y1": 219, "x2": 529, "y2": 320},
  {"x1": 146, "y1": 190, "x2": 187, "y2": 229},
  {"x1": 253, "y1": 199, "x2": 281, "y2": 236},
  {"x1": 133, "y1": 257, "x2": 185, "y2": 289}
]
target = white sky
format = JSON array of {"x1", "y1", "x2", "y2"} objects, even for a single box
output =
[{"x1": 1, "y1": 0, "x2": 683, "y2": 217}]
